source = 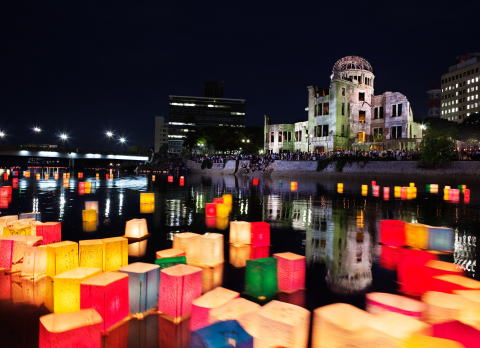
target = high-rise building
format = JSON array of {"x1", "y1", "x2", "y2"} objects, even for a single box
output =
[
  {"x1": 426, "y1": 89, "x2": 441, "y2": 118},
  {"x1": 167, "y1": 82, "x2": 246, "y2": 154},
  {"x1": 441, "y1": 53, "x2": 480, "y2": 122},
  {"x1": 265, "y1": 56, "x2": 422, "y2": 153},
  {"x1": 154, "y1": 116, "x2": 168, "y2": 153}
]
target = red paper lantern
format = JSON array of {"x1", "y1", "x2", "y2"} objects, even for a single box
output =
[
  {"x1": 464, "y1": 189, "x2": 471, "y2": 204},
  {"x1": 251, "y1": 222, "x2": 270, "y2": 247},
  {"x1": 429, "y1": 275, "x2": 480, "y2": 294},
  {"x1": 371, "y1": 180, "x2": 377, "y2": 186},
  {"x1": 168, "y1": 175, "x2": 174, "y2": 183},
  {"x1": 205, "y1": 203, "x2": 217, "y2": 217},
  {"x1": 0, "y1": 186, "x2": 12, "y2": 198},
  {"x1": 379, "y1": 245, "x2": 401, "y2": 271},
  {"x1": 213, "y1": 197, "x2": 224, "y2": 204},
  {"x1": 179, "y1": 176, "x2": 185, "y2": 186},
  {"x1": 397, "y1": 248, "x2": 437, "y2": 296},
  {"x1": 36, "y1": 222, "x2": 62, "y2": 245},
  {"x1": 252, "y1": 178, "x2": 259, "y2": 186},
  {"x1": 0, "y1": 198, "x2": 9, "y2": 209},
  {"x1": 372, "y1": 185, "x2": 380, "y2": 197},
  {"x1": 78, "y1": 182, "x2": 85, "y2": 191},
  {"x1": 432, "y1": 320, "x2": 480, "y2": 348},
  {"x1": 379, "y1": 220, "x2": 406, "y2": 247},
  {"x1": 250, "y1": 246, "x2": 270, "y2": 259},
  {"x1": 12, "y1": 178, "x2": 18, "y2": 189},
  {"x1": 3, "y1": 173, "x2": 8, "y2": 181}
]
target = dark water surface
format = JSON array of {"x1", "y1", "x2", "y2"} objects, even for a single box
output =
[{"x1": 0, "y1": 173, "x2": 478, "y2": 347}]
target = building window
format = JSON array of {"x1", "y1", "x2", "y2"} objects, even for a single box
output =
[
  {"x1": 322, "y1": 125, "x2": 329, "y2": 137},
  {"x1": 398, "y1": 103, "x2": 403, "y2": 116},
  {"x1": 391, "y1": 126, "x2": 402, "y2": 139},
  {"x1": 342, "y1": 88, "x2": 346, "y2": 96},
  {"x1": 341, "y1": 103, "x2": 345, "y2": 115},
  {"x1": 323, "y1": 103, "x2": 329, "y2": 115},
  {"x1": 270, "y1": 132, "x2": 274, "y2": 142},
  {"x1": 359, "y1": 110, "x2": 366, "y2": 123},
  {"x1": 392, "y1": 104, "x2": 397, "y2": 117},
  {"x1": 288, "y1": 132, "x2": 292, "y2": 142},
  {"x1": 373, "y1": 127, "x2": 383, "y2": 140},
  {"x1": 341, "y1": 125, "x2": 345, "y2": 137},
  {"x1": 374, "y1": 106, "x2": 384, "y2": 119},
  {"x1": 359, "y1": 92, "x2": 365, "y2": 101},
  {"x1": 278, "y1": 132, "x2": 282, "y2": 142}
]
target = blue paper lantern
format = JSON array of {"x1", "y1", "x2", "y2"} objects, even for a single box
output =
[
  {"x1": 428, "y1": 227, "x2": 454, "y2": 252},
  {"x1": 190, "y1": 320, "x2": 253, "y2": 348}
]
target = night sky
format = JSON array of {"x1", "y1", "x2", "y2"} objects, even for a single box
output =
[{"x1": 1, "y1": 1, "x2": 479, "y2": 148}]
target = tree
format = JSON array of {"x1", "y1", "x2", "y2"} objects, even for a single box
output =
[{"x1": 419, "y1": 131, "x2": 456, "y2": 168}]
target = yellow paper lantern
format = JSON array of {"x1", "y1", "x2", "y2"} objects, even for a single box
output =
[
  {"x1": 361, "y1": 184, "x2": 368, "y2": 196},
  {"x1": 128, "y1": 240, "x2": 148, "y2": 257},
  {"x1": 53, "y1": 267, "x2": 102, "y2": 313},
  {"x1": 79, "y1": 240, "x2": 104, "y2": 269},
  {"x1": 229, "y1": 221, "x2": 251, "y2": 245},
  {"x1": 124, "y1": 218, "x2": 149, "y2": 240},
  {"x1": 102, "y1": 237, "x2": 128, "y2": 271},
  {"x1": 422, "y1": 291, "x2": 470, "y2": 324},
  {"x1": 22, "y1": 245, "x2": 47, "y2": 279},
  {"x1": 393, "y1": 186, "x2": 401, "y2": 198},
  {"x1": 290, "y1": 181, "x2": 298, "y2": 191},
  {"x1": 46, "y1": 241, "x2": 79, "y2": 277},
  {"x1": 187, "y1": 233, "x2": 224, "y2": 267},
  {"x1": 229, "y1": 245, "x2": 251, "y2": 268},
  {"x1": 140, "y1": 192, "x2": 155, "y2": 205},
  {"x1": 405, "y1": 223, "x2": 429, "y2": 249},
  {"x1": 191, "y1": 286, "x2": 239, "y2": 330},
  {"x1": 3, "y1": 218, "x2": 38, "y2": 236},
  {"x1": 253, "y1": 300, "x2": 310, "y2": 348},
  {"x1": 337, "y1": 183, "x2": 343, "y2": 194},
  {"x1": 198, "y1": 263, "x2": 224, "y2": 293},
  {"x1": 453, "y1": 290, "x2": 480, "y2": 329},
  {"x1": 140, "y1": 203, "x2": 155, "y2": 214},
  {"x1": 12, "y1": 275, "x2": 53, "y2": 307},
  {"x1": 409, "y1": 182, "x2": 415, "y2": 187},
  {"x1": 82, "y1": 209, "x2": 97, "y2": 222},
  {"x1": 216, "y1": 203, "x2": 230, "y2": 218},
  {"x1": 222, "y1": 194, "x2": 233, "y2": 208},
  {"x1": 0, "y1": 215, "x2": 18, "y2": 235},
  {"x1": 403, "y1": 335, "x2": 465, "y2": 348}
]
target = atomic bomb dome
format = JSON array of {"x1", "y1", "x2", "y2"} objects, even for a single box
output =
[{"x1": 332, "y1": 56, "x2": 373, "y2": 76}]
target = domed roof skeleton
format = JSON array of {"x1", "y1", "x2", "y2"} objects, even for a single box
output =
[{"x1": 332, "y1": 56, "x2": 373, "y2": 79}]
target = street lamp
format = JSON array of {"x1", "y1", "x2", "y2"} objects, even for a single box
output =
[
  {"x1": 105, "y1": 130, "x2": 114, "y2": 138},
  {"x1": 0, "y1": 130, "x2": 5, "y2": 138},
  {"x1": 33, "y1": 126, "x2": 42, "y2": 133},
  {"x1": 119, "y1": 137, "x2": 126, "y2": 144},
  {"x1": 59, "y1": 133, "x2": 69, "y2": 141}
]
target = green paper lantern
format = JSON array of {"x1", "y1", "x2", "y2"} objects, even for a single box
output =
[
  {"x1": 245, "y1": 257, "x2": 278, "y2": 301},
  {"x1": 154, "y1": 256, "x2": 186, "y2": 270}
]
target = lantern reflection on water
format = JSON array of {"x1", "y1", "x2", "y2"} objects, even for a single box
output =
[
  {"x1": 0, "y1": 239, "x2": 14, "y2": 270},
  {"x1": 244, "y1": 257, "x2": 277, "y2": 301},
  {"x1": 39, "y1": 308, "x2": 103, "y2": 348},
  {"x1": 128, "y1": 240, "x2": 148, "y2": 258},
  {"x1": 79, "y1": 240, "x2": 104, "y2": 269},
  {"x1": 140, "y1": 203, "x2": 155, "y2": 214},
  {"x1": 82, "y1": 221, "x2": 97, "y2": 232},
  {"x1": 205, "y1": 203, "x2": 217, "y2": 217},
  {"x1": 215, "y1": 217, "x2": 229, "y2": 230},
  {"x1": 119, "y1": 263, "x2": 159, "y2": 317},
  {"x1": 80, "y1": 272, "x2": 130, "y2": 332},
  {"x1": 46, "y1": 241, "x2": 79, "y2": 277},
  {"x1": 158, "y1": 264, "x2": 202, "y2": 322},
  {"x1": 158, "y1": 315, "x2": 190, "y2": 348},
  {"x1": 229, "y1": 245, "x2": 251, "y2": 268},
  {"x1": 190, "y1": 286, "x2": 239, "y2": 330},
  {"x1": 229, "y1": 221, "x2": 251, "y2": 245},
  {"x1": 84, "y1": 201, "x2": 99, "y2": 215},
  {"x1": 191, "y1": 320, "x2": 253, "y2": 348},
  {"x1": 12, "y1": 274, "x2": 53, "y2": 307},
  {"x1": 53, "y1": 267, "x2": 102, "y2": 313},
  {"x1": 273, "y1": 252, "x2": 305, "y2": 293},
  {"x1": 82, "y1": 209, "x2": 97, "y2": 222}
]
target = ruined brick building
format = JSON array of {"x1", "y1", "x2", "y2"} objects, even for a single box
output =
[{"x1": 265, "y1": 56, "x2": 422, "y2": 153}]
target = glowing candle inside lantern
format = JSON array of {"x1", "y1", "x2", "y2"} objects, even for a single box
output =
[
  {"x1": 46, "y1": 241, "x2": 79, "y2": 277},
  {"x1": 79, "y1": 240, "x2": 104, "y2": 269},
  {"x1": 124, "y1": 218, "x2": 149, "y2": 240},
  {"x1": 22, "y1": 245, "x2": 47, "y2": 279},
  {"x1": 39, "y1": 309, "x2": 103, "y2": 348},
  {"x1": 53, "y1": 267, "x2": 102, "y2": 313},
  {"x1": 230, "y1": 221, "x2": 251, "y2": 245},
  {"x1": 245, "y1": 257, "x2": 277, "y2": 301},
  {"x1": 80, "y1": 272, "x2": 129, "y2": 332},
  {"x1": 119, "y1": 262, "x2": 160, "y2": 314},
  {"x1": 102, "y1": 237, "x2": 128, "y2": 271},
  {"x1": 190, "y1": 287, "x2": 239, "y2": 330},
  {"x1": 158, "y1": 264, "x2": 202, "y2": 321},
  {"x1": 273, "y1": 252, "x2": 306, "y2": 293},
  {"x1": 190, "y1": 320, "x2": 253, "y2": 348}
]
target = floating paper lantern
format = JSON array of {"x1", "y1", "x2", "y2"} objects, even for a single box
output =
[
  {"x1": 39, "y1": 309, "x2": 103, "y2": 348},
  {"x1": 383, "y1": 187, "x2": 390, "y2": 200},
  {"x1": 106, "y1": 174, "x2": 110, "y2": 180},
  {"x1": 372, "y1": 185, "x2": 380, "y2": 197},
  {"x1": 449, "y1": 188, "x2": 460, "y2": 202},
  {"x1": 46, "y1": 241, "x2": 79, "y2": 277},
  {"x1": 371, "y1": 180, "x2": 376, "y2": 186},
  {"x1": 118, "y1": 262, "x2": 160, "y2": 315},
  {"x1": 22, "y1": 245, "x2": 47, "y2": 279},
  {"x1": 222, "y1": 194, "x2": 232, "y2": 207},
  {"x1": 78, "y1": 182, "x2": 86, "y2": 191},
  {"x1": 403, "y1": 335, "x2": 465, "y2": 348},
  {"x1": 250, "y1": 222, "x2": 270, "y2": 247},
  {"x1": 82, "y1": 209, "x2": 97, "y2": 222},
  {"x1": 229, "y1": 245, "x2": 251, "y2": 268},
  {"x1": 0, "y1": 215, "x2": 18, "y2": 235},
  {"x1": 151, "y1": 175, "x2": 156, "y2": 182},
  {"x1": 54, "y1": 267, "x2": 102, "y2": 313},
  {"x1": 425, "y1": 260, "x2": 463, "y2": 281},
  {"x1": 140, "y1": 203, "x2": 155, "y2": 214},
  {"x1": 252, "y1": 178, "x2": 259, "y2": 186},
  {"x1": 205, "y1": 203, "x2": 217, "y2": 217},
  {"x1": 44, "y1": 173, "x2": 50, "y2": 180},
  {"x1": 173, "y1": 232, "x2": 200, "y2": 253},
  {"x1": 213, "y1": 197, "x2": 224, "y2": 204},
  {"x1": 464, "y1": 189, "x2": 471, "y2": 203},
  {"x1": 179, "y1": 176, "x2": 185, "y2": 186},
  {"x1": 155, "y1": 256, "x2": 186, "y2": 269},
  {"x1": 254, "y1": 300, "x2": 310, "y2": 348},
  {"x1": 230, "y1": 221, "x2": 251, "y2": 245},
  {"x1": 430, "y1": 274, "x2": 480, "y2": 293},
  {"x1": 273, "y1": 252, "x2": 306, "y2": 293},
  {"x1": 290, "y1": 181, "x2": 298, "y2": 192},
  {"x1": 379, "y1": 219, "x2": 406, "y2": 246},
  {"x1": 250, "y1": 245, "x2": 270, "y2": 259},
  {"x1": 82, "y1": 221, "x2": 97, "y2": 232},
  {"x1": 337, "y1": 183, "x2": 343, "y2": 194},
  {"x1": 168, "y1": 175, "x2": 174, "y2": 183},
  {"x1": 53, "y1": 173, "x2": 59, "y2": 180},
  {"x1": 156, "y1": 248, "x2": 186, "y2": 259},
  {"x1": 79, "y1": 240, "x2": 104, "y2": 269},
  {"x1": 128, "y1": 240, "x2": 148, "y2": 257},
  {"x1": 0, "y1": 186, "x2": 12, "y2": 198},
  {"x1": 216, "y1": 203, "x2": 230, "y2": 218},
  {"x1": 407, "y1": 186, "x2": 417, "y2": 199},
  {"x1": 95, "y1": 173, "x2": 99, "y2": 180},
  {"x1": 191, "y1": 320, "x2": 253, "y2": 348},
  {"x1": 454, "y1": 290, "x2": 480, "y2": 329},
  {"x1": 24, "y1": 171, "x2": 30, "y2": 178},
  {"x1": 199, "y1": 263, "x2": 224, "y2": 293},
  {"x1": 405, "y1": 222, "x2": 430, "y2": 249},
  {"x1": 78, "y1": 172, "x2": 83, "y2": 179},
  {"x1": 2, "y1": 218, "x2": 37, "y2": 236},
  {"x1": 429, "y1": 184, "x2": 439, "y2": 194},
  {"x1": 80, "y1": 272, "x2": 129, "y2": 332},
  {"x1": 397, "y1": 248, "x2": 437, "y2": 296},
  {"x1": 158, "y1": 264, "x2": 202, "y2": 321},
  {"x1": 394, "y1": 186, "x2": 401, "y2": 198},
  {"x1": 422, "y1": 291, "x2": 470, "y2": 324},
  {"x1": 0, "y1": 239, "x2": 14, "y2": 270},
  {"x1": 140, "y1": 192, "x2": 155, "y2": 205},
  {"x1": 210, "y1": 297, "x2": 260, "y2": 327},
  {"x1": 432, "y1": 320, "x2": 480, "y2": 348},
  {"x1": 36, "y1": 222, "x2": 62, "y2": 245},
  {"x1": 190, "y1": 287, "x2": 239, "y2": 330},
  {"x1": 102, "y1": 237, "x2": 128, "y2": 271},
  {"x1": 19, "y1": 211, "x2": 41, "y2": 221},
  {"x1": 2, "y1": 235, "x2": 42, "y2": 272},
  {"x1": 84, "y1": 201, "x2": 99, "y2": 214},
  {"x1": 366, "y1": 292, "x2": 425, "y2": 318},
  {"x1": 361, "y1": 184, "x2": 368, "y2": 196},
  {"x1": 187, "y1": 233, "x2": 224, "y2": 267},
  {"x1": 245, "y1": 257, "x2": 277, "y2": 301},
  {"x1": 124, "y1": 218, "x2": 149, "y2": 240},
  {"x1": 36, "y1": 173, "x2": 41, "y2": 180},
  {"x1": 409, "y1": 182, "x2": 415, "y2": 187},
  {"x1": 401, "y1": 186, "x2": 408, "y2": 200},
  {"x1": 428, "y1": 226, "x2": 455, "y2": 252}
]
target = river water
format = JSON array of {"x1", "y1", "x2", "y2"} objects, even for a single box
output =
[{"x1": 0, "y1": 173, "x2": 478, "y2": 347}]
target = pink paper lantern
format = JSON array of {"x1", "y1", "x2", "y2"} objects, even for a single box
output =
[
  {"x1": 250, "y1": 222, "x2": 270, "y2": 247},
  {"x1": 36, "y1": 222, "x2": 62, "y2": 245},
  {"x1": 432, "y1": 320, "x2": 480, "y2": 348},
  {"x1": 0, "y1": 239, "x2": 14, "y2": 270},
  {"x1": 39, "y1": 309, "x2": 103, "y2": 348},
  {"x1": 168, "y1": 175, "x2": 174, "y2": 183},
  {"x1": 383, "y1": 187, "x2": 390, "y2": 200},
  {"x1": 80, "y1": 272, "x2": 130, "y2": 332},
  {"x1": 205, "y1": 203, "x2": 217, "y2": 217},
  {"x1": 158, "y1": 264, "x2": 202, "y2": 321},
  {"x1": 190, "y1": 287, "x2": 239, "y2": 330},
  {"x1": 273, "y1": 252, "x2": 306, "y2": 293}
]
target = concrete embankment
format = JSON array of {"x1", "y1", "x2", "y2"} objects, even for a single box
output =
[{"x1": 186, "y1": 160, "x2": 480, "y2": 179}]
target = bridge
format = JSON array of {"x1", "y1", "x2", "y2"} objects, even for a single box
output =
[{"x1": 0, "y1": 149, "x2": 149, "y2": 161}]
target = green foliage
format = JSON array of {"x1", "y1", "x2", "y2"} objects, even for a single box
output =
[{"x1": 419, "y1": 132, "x2": 456, "y2": 168}]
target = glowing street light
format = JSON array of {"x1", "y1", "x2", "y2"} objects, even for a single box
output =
[
  {"x1": 33, "y1": 126, "x2": 42, "y2": 133},
  {"x1": 119, "y1": 137, "x2": 126, "y2": 144},
  {"x1": 105, "y1": 130, "x2": 114, "y2": 138},
  {"x1": 0, "y1": 130, "x2": 5, "y2": 138},
  {"x1": 59, "y1": 133, "x2": 69, "y2": 141}
]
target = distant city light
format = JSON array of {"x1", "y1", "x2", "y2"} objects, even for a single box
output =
[
  {"x1": 59, "y1": 133, "x2": 69, "y2": 141},
  {"x1": 33, "y1": 126, "x2": 42, "y2": 133},
  {"x1": 106, "y1": 131, "x2": 114, "y2": 138},
  {"x1": 420, "y1": 124, "x2": 427, "y2": 130},
  {"x1": 119, "y1": 137, "x2": 127, "y2": 143},
  {"x1": 0, "y1": 130, "x2": 5, "y2": 138}
]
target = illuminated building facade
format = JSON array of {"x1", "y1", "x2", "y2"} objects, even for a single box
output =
[
  {"x1": 441, "y1": 53, "x2": 480, "y2": 122},
  {"x1": 167, "y1": 82, "x2": 246, "y2": 153},
  {"x1": 265, "y1": 56, "x2": 422, "y2": 153}
]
